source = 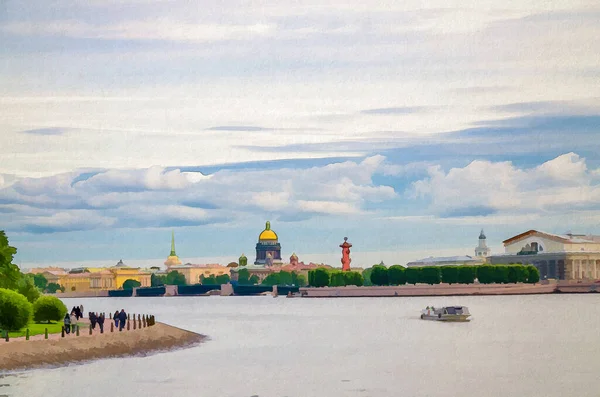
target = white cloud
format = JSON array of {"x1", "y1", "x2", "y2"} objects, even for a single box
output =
[{"x1": 411, "y1": 152, "x2": 600, "y2": 215}]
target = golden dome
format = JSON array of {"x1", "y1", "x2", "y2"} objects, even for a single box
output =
[{"x1": 258, "y1": 221, "x2": 278, "y2": 241}]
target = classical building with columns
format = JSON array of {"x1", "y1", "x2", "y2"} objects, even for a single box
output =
[{"x1": 488, "y1": 230, "x2": 600, "y2": 281}]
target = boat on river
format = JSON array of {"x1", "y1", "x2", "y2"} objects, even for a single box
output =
[{"x1": 420, "y1": 306, "x2": 471, "y2": 322}]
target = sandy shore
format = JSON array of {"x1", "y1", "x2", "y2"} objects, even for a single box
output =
[{"x1": 0, "y1": 322, "x2": 206, "y2": 373}]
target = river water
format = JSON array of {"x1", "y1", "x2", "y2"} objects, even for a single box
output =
[{"x1": 1, "y1": 294, "x2": 599, "y2": 397}]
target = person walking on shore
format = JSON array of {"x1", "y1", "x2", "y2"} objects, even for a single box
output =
[
  {"x1": 90, "y1": 312, "x2": 97, "y2": 330},
  {"x1": 97, "y1": 313, "x2": 105, "y2": 333},
  {"x1": 63, "y1": 313, "x2": 71, "y2": 335},
  {"x1": 118, "y1": 309, "x2": 127, "y2": 331},
  {"x1": 70, "y1": 312, "x2": 77, "y2": 333},
  {"x1": 79, "y1": 304, "x2": 84, "y2": 317},
  {"x1": 113, "y1": 310, "x2": 120, "y2": 329}
]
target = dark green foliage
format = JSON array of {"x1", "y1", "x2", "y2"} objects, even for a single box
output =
[
  {"x1": 308, "y1": 268, "x2": 330, "y2": 287},
  {"x1": 151, "y1": 273, "x2": 165, "y2": 287},
  {"x1": 494, "y1": 266, "x2": 510, "y2": 284},
  {"x1": 16, "y1": 276, "x2": 40, "y2": 303},
  {"x1": 122, "y1": 279, "x2": 142, "y2": 290},
  {"x1": 0, "y1": 231, "x2": 22, "y2": 291},
  {"x1": 215, "y1": 274, "x2": 231, "y2": 284},
  {"x1": 248, "y1": 275, "x2": 259, "y2": 284},
  {"x1": 0, "y1": 288, "x2": 33, "y2": 331},
  {"x1": 476, "y1": 265, "x2": 495, "y2": 284},
  {"x1": 33, "y1": 296, "x2": 67, "y2": 323},
  {"x1": 262, "y1": 271, "x2": 306, "y2": 286},
  {"x1": 370, "y1": 265, "x2": 389, "y2": 286},
  {"x1": 344, "y1": 271, "x2": 364, "y2": 286},
  {"x1": 441, "y1": 266, "x2": 459, "y2": 284},
  {"x1": 458, "y1": 266, "x2": 476, "y2": 284},
  {"x1": 33, "y1": 273, "x2": 48, "y2": 290},
  {"x1": 329, "y1": 271, "x2": 346, "y2": 287},
  {"x1": 361, "y1": 268, "x2": 373, "y2": 286},
  {"x1": 526, "y1": 265, "x2": 540, "y2": 284},
  {"x1": 506, "y1": 265, "x2": 528, "y2": 283},
  {"x1": 237, "y1": 268, "x2": 259, "y2": 285},
  {"x1": 46, "y1": 283, "x2": 62, "y2": 293},
  {"x1": 420, "y1": 267, "x2": 442, "y2": 285},
  {"x1": 165, "y1": 270, "x2": 186, "y2": 286},
  {"x1": 405, "y1": 267, "x2": 421, "y2": 285},
  {"x1": 387, "y1": 265, "x2": 406, "y2": 285}
]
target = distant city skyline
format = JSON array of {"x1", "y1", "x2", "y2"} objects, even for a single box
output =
[{"x1": 1, "y1": 0, "x2": 599, "y2": 267}]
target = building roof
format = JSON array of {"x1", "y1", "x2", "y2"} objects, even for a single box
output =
[{"x1": 503, "y1": 230, "x2": 600, "y2": 245}]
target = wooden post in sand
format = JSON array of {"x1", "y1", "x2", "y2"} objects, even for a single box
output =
[
  {"x1": 4, "y1": 331, "x2": 9, "y2": 342},
  {"x1": 142, "y1": 315, "x2": 146, "y2": 328},
  {"x1": 44, "y1": 328, "x2": 48, "y2": 339},
  {"x1": 138, "y1": 314, "x2": 141, "y2": 329},
  {"x1": 61, "y1": 327, "x2": 65, "y2": 338},
  {"x1": 127, "y1": 319, "x2": 130, "y2": 331},
  {"x1": 89, "y1": 325, "x2": 92, "y2": 335},
  {"x1": 26, "y1": 329, "x2": 30, "y2": 340},
  {"x1": 76, "y1": 325, "x2": 80, "y2": 336},
  {"x1": 133, "y1": 316, "x2": 137, "y2": 330}
]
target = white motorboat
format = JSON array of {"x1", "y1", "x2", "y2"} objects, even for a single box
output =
[{"x1": 420, "y1": 306, "x2": 471, "y2": 322}]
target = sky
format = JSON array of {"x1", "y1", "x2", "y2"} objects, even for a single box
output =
[{"x1": 1, "y1": 0, "x2": 599, "y2": 269}]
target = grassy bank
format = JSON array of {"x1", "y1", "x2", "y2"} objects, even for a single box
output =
[{"x1": 4, "y1": 321, "x2": 85, "y2": 338}]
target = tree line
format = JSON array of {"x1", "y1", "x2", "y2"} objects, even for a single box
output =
[
  {"x1": 0, "y1": 231, "x2": 68, "y2": 332},
  {"x1": 307, "y1": 264, "x2": 541, "y2": 287}
]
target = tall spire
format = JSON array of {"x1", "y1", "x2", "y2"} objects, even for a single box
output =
[{"x1": 170, "y1": 230, "x2": 176, "y2": 256}]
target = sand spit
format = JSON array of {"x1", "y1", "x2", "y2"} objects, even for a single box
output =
[{"x1": 0, "y1": 322, "x2": 205, "y2": 373}]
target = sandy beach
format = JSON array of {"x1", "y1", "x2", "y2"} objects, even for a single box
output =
[{"x1": 0, "y1": 321, "x2": 206, "y2": 372}]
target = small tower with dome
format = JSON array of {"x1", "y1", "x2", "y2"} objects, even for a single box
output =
[
  {"x1": 254, "y1": 221, "x2": 282, "y2": 266},
  {"x1": 475, "y1": 229, "x2": 491, "y2": 258}
]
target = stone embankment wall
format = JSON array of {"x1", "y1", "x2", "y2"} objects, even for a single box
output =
[{"x1": 299, "y1": 283, "x2": 559, "y2": 297}]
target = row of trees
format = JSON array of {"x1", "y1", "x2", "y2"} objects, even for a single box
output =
[
  {"x1": 368, "y1": 264, "x2": 540, "y2": 286},
  {"x1": 307, "y1": 264, "x2": 541, "y2": 287},
  {"x1": 261, "y1": 270, "x2": 307, "y2": 287},
  {"x1": 308, "y1": 268, "x2": 365, "y2": 287},
  {"x1": 0, "y1": 231, "x2": 69, "y2": 331}
]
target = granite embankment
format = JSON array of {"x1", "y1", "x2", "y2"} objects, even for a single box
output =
[
  {"x1": 0, "y1": 321, "x2": 205, "y2": 372},
  {"x1": 298, "y1": 281, "x2": 599, "y2": 297}
]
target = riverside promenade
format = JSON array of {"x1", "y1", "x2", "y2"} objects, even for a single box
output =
[{"x1": 0, "y1": 315, "x2": 205, "y2": 372}]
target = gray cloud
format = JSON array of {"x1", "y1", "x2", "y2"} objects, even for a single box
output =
[
  {"x1": 361, "y1": 107, "x2": 427, "y2": 115},
  {"x1": 21, "y1": 127, "x2": 68, "y2": 135},
  {"x1": 207, "y1": 126, "x2": 274, "y2": 131}
]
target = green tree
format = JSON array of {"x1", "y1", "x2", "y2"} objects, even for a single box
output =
[
  {"x1": 329, "y1": 271, "x2": 346, "y2": 287},
  {"x1": 215, "y1": 274, "x2": 231, "y2": 284},
  {"x1": 16, "y1": 276, "x2": 40, "y2": 303},
  {"x1": 0, "y1": 231, "x2": 21, "y2": 290},
  {"x1": 46, "y1": 283, "x2": 62, "y2": 293},
  {"x1": 201, "y1": 275, "x2": 217, "y2": 284},
  {"x1": 343, "y1": 271, "x2": 364, "y2": 286},
  {"x1": 526, "y1": 265, "x2": 540, "y2": 284},
  {"x1": 388, "y1": 265, "x2": 406, "y2": 285},
  {"x1": 405, "y1": 267, "x2": 421, "y2": 285},
  {"x1": 309, "y1": 268, "x2": 330, "y2": 287},
  {"x1": 33, "y1": 273, "x2": 48, "y2": 290},
  {"x1": 165, "y1": 270, "x2": 187, "y2": 285},
  {"x1": 420, "y1": 267, "x2": 442, "y2": 285},
  {"x1": 370, "y1": 265, "x2": 389, "y2": 286},
  {"x1": 361, "y1": 267, "x2": 373, "y2": 286},
  {"x1": 151, "y1": 273, "x2": 165, "y2": 287},
  {"x1": 248, "y1": 275, "x2": 259, "y2": 284},
  {"x1": 261, "y1": 273, "x2": 281, "y2": 286},
  {"x1": 458, "y1": 266, "x2": 476, "y2": 284},
  {"x1": 441, "y1": 266, "x2": 459, "y2": 284},
  {"x1": 33, "y1": 296, "x2": 67, "y2": 323},
  {"x1": 493, "y1": 266, "x2": 509, "y2": 284},
  {"x1": 0, "y1": 288, "x2": 33, "y2": 331},
  {"x1": 291, "y1": 272, "x2": 307, "y2": 287},
  {"x1": 122, "y1": 279, "x2": 141, "y2": 290},
  {"x1": 476, "y1": 265, "x2": 495, "y2": 284}
]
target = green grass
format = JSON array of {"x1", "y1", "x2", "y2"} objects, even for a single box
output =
[{"x1": 3, "y1": 321, "x2": 86, "y2": 338}]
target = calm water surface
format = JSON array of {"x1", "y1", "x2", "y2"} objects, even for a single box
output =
[{"x1": 1, "y1": 295, "x2": 599, "y2": 397}]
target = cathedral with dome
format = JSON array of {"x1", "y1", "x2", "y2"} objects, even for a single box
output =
[{"x1": 255, "y1": 221, "x2": 283, "y2": 266}]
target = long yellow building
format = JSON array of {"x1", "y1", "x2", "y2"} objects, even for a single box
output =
[{"x1": 40, "y1": 260, "x2": 151, "y2": 292}]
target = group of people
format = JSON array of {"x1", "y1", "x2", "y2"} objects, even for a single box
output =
[
  {"x1": 113, "y1": 309, "x2": 128, "y2": 331},
  {"x1": 62, "y1": 305, "x2": 128, "y2": 334}
]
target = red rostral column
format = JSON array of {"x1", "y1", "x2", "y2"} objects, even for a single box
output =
[{"x1": 340, "y1": 237, "x2": 352, "y2": 271}]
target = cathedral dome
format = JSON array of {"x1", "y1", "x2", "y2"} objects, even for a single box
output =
[{"x1": 258, "y1": 221, "x2": 278, "y2": 241}]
